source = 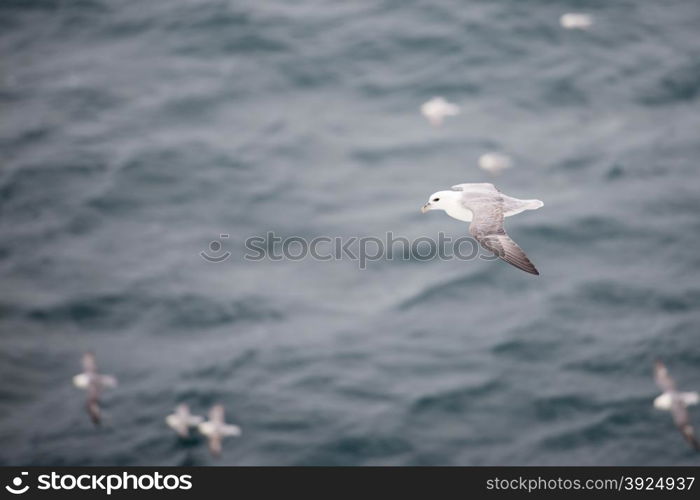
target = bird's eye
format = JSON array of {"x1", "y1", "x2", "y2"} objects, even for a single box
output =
[{"x1": 432, "y1": 198, "x2": 440, "y2": 202}]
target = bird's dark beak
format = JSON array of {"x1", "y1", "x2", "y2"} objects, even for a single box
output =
[{"x1": 421, "y1": 203, "x2": 430, "y2": 213}]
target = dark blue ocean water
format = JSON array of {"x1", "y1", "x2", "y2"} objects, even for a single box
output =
[{"x1": 1, "y1": 0, "x2": 700, "y2": 465}]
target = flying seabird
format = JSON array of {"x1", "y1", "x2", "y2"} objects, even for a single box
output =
[
  {"x1": 421, "y1": 183, "x2": 543, "y2": 275},
  {"x1": 653, "y1": 360, "x2": 700, "y2": 451},
  {"x1": 72, "y1": 352, "x2": 117, "y2": 425},
  {"x1": 560, "y1": 13, "x2": 594, "y2": 30},
  {"x1": 478, "y1": 152, "x2": 513, "y2": 175},
  {"x1": 198, "y1": 404, "x2": 241, "y2": 457},
  {"x1": 420, "y1": 97, "x2": 460, "y2": 126},
  {"x1": 166, "y1": 404, "x2": 204, "y2": 438}
]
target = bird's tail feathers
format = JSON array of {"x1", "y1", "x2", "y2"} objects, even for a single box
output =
[{"x1": 525, "y1": 199, "x2": 544, "y2": 210}]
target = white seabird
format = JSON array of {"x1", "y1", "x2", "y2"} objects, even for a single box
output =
[
  {"x1": 478, "y1": 152, "x2": 513, "y2": 175},
  {"x1": 166, "y1": 404, "x2": 204, "y2": 438},
  {"x1": 72, "y1": 352, "x2": 117, "y2": 425},
  {"x1": 198, "y1": 404, "x2": 241, "y2": 457},
  {"x1": 421, "y1": 96, "x2": 460, "y2": 126},
  {"x1": 560, "y1": 13, "x2": 594, "y2": 30},
  {"x1": 421, "y1": 183, "x2": 543, "y2": 275},
  {"x1": 653, "y1": 360, "x2": 700, "y2": 451}
]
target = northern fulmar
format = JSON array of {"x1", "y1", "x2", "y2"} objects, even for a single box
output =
[
  {"x1": 421, "y1": 97, "x2": 460, "y2": 126},
  {"x1": 421, "y1": 183, "x2": 543, "y2": 275},
  {"x1": 166, "y1": 404, "x2": 204, "y2": 438},
  {"x1": 198, "y1": 404, "x2": 242, "y2": 457},
  {"x1": 654, "y1": 360, "x2": 700, "y2": 451},
  {"x1": 72, "y1": 352, "x2": 117, "y2": 425}
]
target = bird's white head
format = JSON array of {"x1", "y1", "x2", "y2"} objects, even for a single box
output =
[{"x1": 421, "y1": 190, "x2": 459, "y2": 213}]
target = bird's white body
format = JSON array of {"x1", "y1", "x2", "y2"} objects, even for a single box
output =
[
  {"x1": 654, "y1": 392, "x2": 700, "y2": 411},
  {"x1": 438, "y1": 190, "x2": 478, "y2": 222},
  {"x1": 421, "y1": 97, "x2": 460, "y2": 126},
  {"x1": 560, "y1": 13, "x2": 593, "y2": 29},
  {"x1": 73, "y1": 373, "x2": 90, "y2": 389},
  {"x1": 424, "y1": 186, "x2": 543, "y2": 223},
  {"x1": 73, "y1": 373, "x2": 117, "y2": 390}
]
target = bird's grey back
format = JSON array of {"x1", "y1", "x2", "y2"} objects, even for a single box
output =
[{"x1": 456, "y1": 184, "x2": 505, "y2": 237}]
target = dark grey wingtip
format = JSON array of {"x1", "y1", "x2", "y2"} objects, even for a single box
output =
[
  {"x1": 514, "y1": 260, "x2": 539, "y2": 276},
  {"x1": 501, "y1": 246, "x2": 540, "y2": 276},
  {"x1": 87, "y1": 400, "x2": 101, "y2": 426},
  {"x1": 681, "y1": 426, "x2": 700, "y2": 451},
  {"x1": 479, "y1": 233, "x2": 541, "y2": 276}
]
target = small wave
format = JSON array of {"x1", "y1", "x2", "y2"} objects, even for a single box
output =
[
  {"x1": 638, "y1": 62, "x2": 700, "y2": 106},
  {"x1": 538, "y1": 404, "x2": 649, "y2": 452},
  {"x1": 538, "y1": 413, "x2": 613, "y2": 451},
  {"x1": 527, "y1": 215, "x2": 640, "y2": 245},
  {"x1": 185, "y1": 349, "x2": 259, "y2": 380},
  {"x1": 351, "y1": 138, "x2": 473, "y2": 165},
  {"x1": 395, "y1": 269, "x2": 495, "y2": 311},
  {"x1": 298, "y1": 435, "x2": 412, "y2": 465},
  {"x1": 554, "y1": 281, "x2": 700, "y2": 313},
  {"x1": 531, "y1": 394, "x2": 602, "y2": 422},
  {"x1": 410, "y1": 379, "x2": 503, "y2": 415},
  {"x1": 492, "y1": 338, "x2": 559, "y2": 362},
  {"x1": 7, "y1": 292, "x2": 283, "y2": 331}
]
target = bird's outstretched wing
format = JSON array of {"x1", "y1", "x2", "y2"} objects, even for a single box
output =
[
  {"x1": 654, "y1": 361, "x2": 677, "y2": 393},
  {"x1": 477, "y1": 233, "x2": 540, "y2": 275},
  {"x1": 671, "y1": 398, "x2": 700, "y2": 451},
  {"x1": 99, "y1": 375, "x2": 118, "y2": 388},
  {"x1": 82, "y1": 352, "x2": 97, "y2": 374},
  {"x1": 87, "y1": 398, "x2": 101, "y2": 426},
  {"x1": 210, "y1": 405, "x2": 225, "y2": 425},
  {"x1": 461, "y1": 185, "x2": 539, "y2": 275}
]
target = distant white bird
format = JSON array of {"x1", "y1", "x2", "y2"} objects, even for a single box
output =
[
  {"x1": 478, "y1": 152, "x2": 513, "y2": 175},
  {"x1": 166, "y1": 404, "x2": 204, "y2": 438},
  {"x1": 72, "y1": 352, "x2": 117, "y2": 425},
  {"x1": 198, "y1": 404, "x2": 241, "y2": 457},
  {"x1": 421, "y1": 183, "x2": 543, "y2": 275},
  {"x1": 654, "y1": 360, "x2": 700, "y2": 451},
  {"x1": 421, "y1": 96, "x2": 460, "y2": 126},
  {"x1": 560, "y1": 13, "x2": 593, "y2": 30}
]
